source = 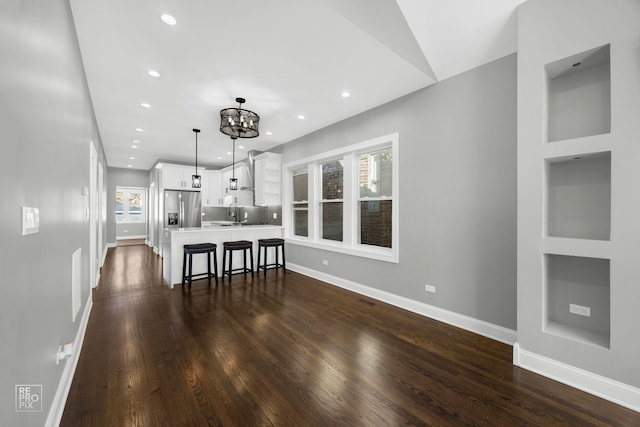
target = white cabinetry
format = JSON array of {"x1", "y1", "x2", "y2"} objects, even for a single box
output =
[
  {"x1": 202, "y1": 170, "x2": 224, "y2": 206},
  {"x1": 254, "y1": 152, "x2": 281, "y2": 206},
  {"x1": 161, "y1": 164, "x2": 203, "y2": 190},
  {"x1": 221, "y1": 163, "x2": 252, "y2": 206},
  {"x1": 221, "y1": 163, "x2": 250, "y2": 190}
]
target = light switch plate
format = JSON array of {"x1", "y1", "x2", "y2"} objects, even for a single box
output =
[{"x1": 22, "y1": 206, "x2": 40, "y2": 235}]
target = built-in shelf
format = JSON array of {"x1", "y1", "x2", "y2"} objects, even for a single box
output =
[
  {"x1": 542, "y1": 133, "x2": 611, "y2": 160},
  {"x1": 542, "y1": 237, "x2": 611, "y2": 260},
  {"x1": 546, "y1": 44, "x2": 611, "y2": 143},
  {"x1": 517, "y1": 1, "x2": 640, "y2": 401},
  {"x1": 545, "y1": 152, "x2": 611, "y2": 240},
  {"x1": 544, "y1": 254, "x2": 610, "y2": 349},
  {"x1": 255, "y1": 153, "x2": 281, "y2": 206}
]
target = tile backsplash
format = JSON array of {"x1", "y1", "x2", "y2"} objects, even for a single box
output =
[{"x1": 203, "y1": 205, "x2": 282, "y2": 225}]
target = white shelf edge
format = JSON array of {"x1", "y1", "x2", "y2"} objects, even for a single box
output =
[
  {"x1": 542, "y1": 237, "x2": 611, "y2": 259},
  {"x1": 543, "y1": 134, "x2": 612, "y2": 160}
]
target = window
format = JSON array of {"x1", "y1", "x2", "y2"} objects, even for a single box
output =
[
  {"x1": 284, "y1": 133, "x2": 398, "y2": 263},
  {"x1": 292, "y1": 168, "x2": 309, "y2": 237},
  {"x1": 116, "y1": 187, "x2": 146, "y2": 223},
  {"x1": 320, "y1": 159, "x2": 343, "y2": 241},
  {"x1": 359, "y1": 148, "x2": 392, "y2": 248}
]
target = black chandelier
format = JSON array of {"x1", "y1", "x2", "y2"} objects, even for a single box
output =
[
  {"x1": 191, "y1": 128, "x2": 201, "y2": 188},
  {"x1": 219, "y1": 97, "x2": 260, "y2": 138}
]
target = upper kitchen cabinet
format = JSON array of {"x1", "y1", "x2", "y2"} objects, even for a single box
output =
[
  {"x1": 161, "y1": 164, "x2": 204, "y2": 190},
  {"x1": 221, "y1": 163, "x2": 250, "y2": 191},
  {"x1": 254, "y1": 153, "x2": 281, "y2": 206},
  {"x1": 202, "y1": 170, "x2": 224, "y2": 207},
  {"x1": 221, "y1": 163, "x2": 252, "y2": 206}
]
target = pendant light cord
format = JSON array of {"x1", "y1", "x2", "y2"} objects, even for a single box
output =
[{"x1": 232, "y1": 137, "x2": 236, "y2": 180}]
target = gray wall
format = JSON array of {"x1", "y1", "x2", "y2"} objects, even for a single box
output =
[
  {"x1": 0, "y1": 0, "x2": 107, "y2": 425},
  {"x1": 274, "y1": 54, "x2": 517, "y2": 329},
  {"x1": 107, "y1": 168, "x2": 149, "y2": 243}
]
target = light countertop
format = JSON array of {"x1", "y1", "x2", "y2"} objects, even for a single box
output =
[{"x1": 166, "y1": 223, "x2": 283, "y2": 233}]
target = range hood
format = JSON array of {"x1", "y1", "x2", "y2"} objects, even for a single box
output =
[{"x1": 240, "y1": 150, "x2": 261, "y2": 205}]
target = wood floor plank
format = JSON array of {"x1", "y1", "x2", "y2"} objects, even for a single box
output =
[{"x1": 60, "y1": 245, "x2": 640, "y2": 426}]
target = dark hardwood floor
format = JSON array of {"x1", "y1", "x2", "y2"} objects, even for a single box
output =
[{"x1": 61, "y1": 245, "x2": 639, "y2": 426}]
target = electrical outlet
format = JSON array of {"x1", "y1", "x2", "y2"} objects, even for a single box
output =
[
  {"x1": 569, "y1": 304, "x2": 591, "y2": 317},
  {"x1": 424, "y1": 284, "x2": 436, "y2": 293},
  {"x1": 322, "y1": 260, "x2": 328, "y2": 266}
]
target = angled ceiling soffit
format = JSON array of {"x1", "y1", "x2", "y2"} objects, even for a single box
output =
[{"x1": 318, "y1": 0, "x2": 437, "y2": 82}]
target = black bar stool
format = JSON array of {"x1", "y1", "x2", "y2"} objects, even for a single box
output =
[
  {"x1": 257, "y1": 238, "x2": 286, "y2": 276},
  {"x1": 222, "y1": 240, "x2": 254, "y2": 282},
  {"x1": 182, "y1": 243, "x2": 218, "y2": 289}
]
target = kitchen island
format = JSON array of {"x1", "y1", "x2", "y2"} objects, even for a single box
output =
[{"x1": 162, "y1": 224, "x2": 284, "y2": 288}]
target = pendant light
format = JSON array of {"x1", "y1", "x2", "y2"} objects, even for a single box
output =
[
  {"x1": 191, "y1": 128, "x2": 201, "y2": 188},
  {"x1": 229, "y1": 136, "x2": 238, "y2": 191},
  {"x1": 220, "y1": 97, "x2": 260, "y2": 138}
]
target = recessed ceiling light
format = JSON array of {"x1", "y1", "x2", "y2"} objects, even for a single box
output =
[
  {"x1": 238, "y1": 145, "x2": 245, "y2": 149},
  {"x1": 266, "y1": 131, "x2": 273, "y2": 136},
  {"x1": 128, "y1": 165, "x2": 133, "y2": 168},
  {"x1": 129, "y1": 156, "x2": 135, "y2": 160},
  {"x1": 147, "y1": 70, "x2": 160, "y2": 78},
  {"x1": 227, "y1": 152, "x2": 232, "y2": 155},
  {"x1": 132, "y1": 139, "x2": 140, "y2": 143},
  {"x1": 140, "y1": 102, "x2": 151, "y2": 108},
  {"x1": 131, "y1": 145, "x2": 138, "y2": 149},
  {"x1": 217, "y1": 157, "x2": 222, "y2": 160},
  {"x1": 341, "y1": 91, "x2": 351, "y2": 98},
  {"x1": 160, "y1": 14, "x2": 176, "y2": 25},
  {"x1": 297, "y1": 115, "x2": 305, "y2": 120},
  {"x1": 135, "y1": 128, "x2": 143, "y2": 132}
]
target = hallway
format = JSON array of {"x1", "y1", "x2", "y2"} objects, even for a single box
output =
[{"x1": 60, "y1": 245, "x2": 640, "y2": 426}]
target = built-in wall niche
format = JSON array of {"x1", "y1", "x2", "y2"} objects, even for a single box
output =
[
  {"x1": 545, "y1": 254, "x2": 610, "y2": 348},
  {"x1": 546, "y1": 152, "x2": 611, "y2": 240},
  {"x1": 546, "y1": 44, "x2": 611, "y2": 143}
]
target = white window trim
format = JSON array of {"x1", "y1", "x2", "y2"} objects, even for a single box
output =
[{"x1": 283, "y1": 133, "x2": 399, "y2": 263}]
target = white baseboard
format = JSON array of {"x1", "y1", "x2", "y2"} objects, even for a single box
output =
[
  {"x1": 514, "y1": 343, "x2": 640, "y2": 413},
  {"x1": 287, "y1": 263, "x2": 517, "y2": 346},
  {"x1": 45, "y1": 297, "x2": 93, "y2": 427},
  {"x1": 101, "y1": 245, "x2": 108, "y2": 266},
  {"x1": 107, "y1": 242, "x2": 117, "y2": 249},
  {"x1": 116, "y1": 235, "x2": 146, "y2": 240}
]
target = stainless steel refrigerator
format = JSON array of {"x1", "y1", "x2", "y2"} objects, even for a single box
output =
[{"x1": 164, "y1": 190, "x2": 202, "y2": 228}]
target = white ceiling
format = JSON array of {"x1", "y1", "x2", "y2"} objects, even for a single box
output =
[{"x1": 70, "y1": 0, "x2": 525, "y2": 170}]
